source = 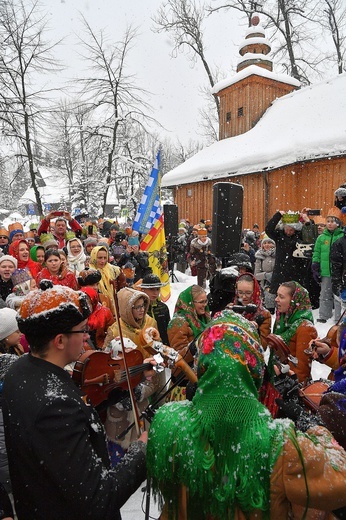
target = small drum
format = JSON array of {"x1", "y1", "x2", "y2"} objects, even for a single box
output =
[{"x1": 299, "y1": 379, "x2": 332, "y2": 412}]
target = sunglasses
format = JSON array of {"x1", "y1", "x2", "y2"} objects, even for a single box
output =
[{"x1": 0, "y1": 236, "x2": 8, "y2": 239}]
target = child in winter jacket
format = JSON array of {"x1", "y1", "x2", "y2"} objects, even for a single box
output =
[{"x1": 312, "y1": 207, "x2": 344, "y2": 323}]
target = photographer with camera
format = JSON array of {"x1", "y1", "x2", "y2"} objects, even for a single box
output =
[{"x1": 227, "y1": 273, "x2": 271, "y2": 350}]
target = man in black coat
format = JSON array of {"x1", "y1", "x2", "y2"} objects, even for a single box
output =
[
  {"x1": 265, "y1": 210, "x2": 313, "y2": 294},
  {"x1": 2, "y1": 281, "x2": 153, "y2": 520}
]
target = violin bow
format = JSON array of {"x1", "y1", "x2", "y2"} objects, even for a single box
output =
[{"x1": 111, "y1": 281, "x2": 143, "y2": 437}]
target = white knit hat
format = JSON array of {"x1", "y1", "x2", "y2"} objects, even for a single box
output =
[
  {"x1": 0, "y1": 255, "x2": 18, "y2": 268},
  {"x1": 0, "y1": 308, "x2": 19, "y2": 341}
]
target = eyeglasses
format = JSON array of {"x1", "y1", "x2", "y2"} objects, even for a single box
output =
[
  {"x1": 0, "y1": 236, "x2": 8, "y2": 239},
  {"x1": 237, "y1": 291, "x2": 253, "y2": 297},
  {"x1": 194, "y1": 299, "x2": 208, "y2": 304},
  {"x1": 65, "y1": 328, "x2": 90, "y2": 335},
  {"x1": 132, "y1": 304, "x2": 145, "y2": 311}
]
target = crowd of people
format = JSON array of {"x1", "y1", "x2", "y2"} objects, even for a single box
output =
[{"x1": 0, "y1": 184, "x2": 345, "y2": 519}]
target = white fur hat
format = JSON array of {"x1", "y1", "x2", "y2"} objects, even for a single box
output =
[
  {"x1": 0, "y1": 308, "x2": 19, "y2": 341},
  {"x1": 0, "y1": 255, "x2": 18, "y2": 268}
]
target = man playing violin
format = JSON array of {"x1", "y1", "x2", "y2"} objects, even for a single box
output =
[{"x1": 2, "y1": 280, "x2": 157, "y2": 520}]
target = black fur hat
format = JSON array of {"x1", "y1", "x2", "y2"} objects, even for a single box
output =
[{"x1": 77, "y1": 268, "x2": 102, "y2": 287}]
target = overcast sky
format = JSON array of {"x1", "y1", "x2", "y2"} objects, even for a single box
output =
[{"x1": 40, "y1": 0, "x2": 246, "y2": 144}]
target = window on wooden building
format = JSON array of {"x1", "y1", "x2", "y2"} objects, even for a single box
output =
[
  {"x1": 187, "y1": 189, "x2": 192, "y2": 197},
  {"x1": 238, "y1": 107, "x2": 244, "y2": 117},
  {"x1": 226, "y1": 111, "x2": 231, "y2": 123}
]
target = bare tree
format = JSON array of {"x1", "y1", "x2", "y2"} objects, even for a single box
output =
[
  {"x1": 0, "y1": 0, "x2": 61, "y2": 215},
  {"x1": 319, "y1": 0, "x2": 346, "y2": 74},
  {"x1": 74, "y1": 21, "x2": 157, "y2": 216},
  {"x1": 153, "y1": 0, "x2": 220, "y2": 117}
]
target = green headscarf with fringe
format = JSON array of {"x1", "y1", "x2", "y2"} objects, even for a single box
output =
[
  {"x1": 168, "y1": 285, "x2": 211, "y2": 337},
  {"x1": 147, "y1": 311, "x2": 286, "y2": 520},
  {"x1": 273, "y1": 281, "x2": 314, "y2": 346}
]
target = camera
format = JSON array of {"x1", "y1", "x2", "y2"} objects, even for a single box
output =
[
  {"x1": 307, "y1": 209, "x2": 321, "y2": 216},
  {"x1": 232, "y1": 303, "x2": 257, "y2": 314}
]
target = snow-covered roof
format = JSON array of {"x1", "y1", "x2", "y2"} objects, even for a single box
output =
[
  {"x1": 212, "y1": 64, "x2": 300, "y2": 94},
  {"x1": 162, "y1": 73, "x2": 346, "y2": 188}
]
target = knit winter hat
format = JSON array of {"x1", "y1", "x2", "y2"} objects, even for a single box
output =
[
  {"x1": 335, "y1": 187, "x2": 346, "y2": 198},
  {"x1": 0, "y1": 255, "x2": 17, "y2": 268},
  {"x1": 9, "y1": 229, "x2": 25, "y2": 242},
  {"x1": 17, "y1": 280, "x2": 91, "y2": 340},
  {"x1": 0, "y1": 308, "x2": 19, "y2": 341},
  {"x1": 11, "y1": 268, "x2": 32, "y2": 287},
  {"x1": 261, "y1": 237, "x2": 275, "y2": 246},
  {"x1": 77, "y1": 268, "x2": 102, "y2": 287}
]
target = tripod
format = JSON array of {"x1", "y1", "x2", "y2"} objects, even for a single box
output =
[{"x1": 167, "y1": 234, "x2": 179, "y2": 282}]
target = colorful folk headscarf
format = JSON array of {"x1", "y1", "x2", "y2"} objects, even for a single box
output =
[
  {"x1": 147, "y1": 312, "x2": 286, "y2": 520},
  {"x1": 89, "y1": 246, "x2": 120, "y2": 315},
  {"x1": 168, "y1": 285, "x2": 211, "y2": 338},
  {"x1": 273, "y1": 281, "x2": 314, "y2": 346},
  {"x1": 234, "y1": 272, "x2": 265, "y2": 319}
]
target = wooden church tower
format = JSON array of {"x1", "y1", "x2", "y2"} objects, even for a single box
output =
[{"x1": 215, "y1": 15, "x2": 299, "y2": 140}]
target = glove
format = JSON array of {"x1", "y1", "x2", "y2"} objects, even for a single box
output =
[
  {"x1": 340, "y1": 288, "x2": 346, "y2": 303},
  {"x1": 115, "y1": 384, "x2": 144, "y2": 411},
  {"x1": 311, "y1": 262, "x2": 321, "y2": 284},
  {"x1": 275, "y1": 398, "x2": 324, "y2": 432}
]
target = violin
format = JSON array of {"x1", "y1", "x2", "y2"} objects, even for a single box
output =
[{"x1": 72, "y1": 349, "x2": 153, "y2": 407}]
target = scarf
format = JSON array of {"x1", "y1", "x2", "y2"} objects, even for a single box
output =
[
  {"x1": 148, "y1": 312, "x2": 286, "y2": 520},
  {"x1": 234, "y1": 272, "x2": 265, "y2": 320},
  {"x1": 169, "y1": 285, "x2": 211, "y2": 337},
  {"x1": 273, "y1": 282, "x2": 314, "y2": 345},
  {"x1": 90, "y1": 246, "x2": 119, "y2": 315},
  {"x1": 9, "y1": 240, "x2": 40, "y2": 278},
  {"x1": 29, "y1": 245, "x2": 45, "y2": 263},
  {"x1": 66, "y1": 238, "x2": 86, "y2": 275}
]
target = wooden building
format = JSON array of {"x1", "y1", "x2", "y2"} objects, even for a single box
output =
[{"x1": 162, "y1": 17, "x2": 346, "y2": 230}]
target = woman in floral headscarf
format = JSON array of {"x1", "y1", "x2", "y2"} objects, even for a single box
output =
[
  {"x1": 167, "y1": 285, "x2": 211, "y2": 400},
  {"x1": 273, "y1": 281, "x2": 317, "y2": 382},
  {"x1": 231, "y1": 273, "x2": 271, "y2": 349},
  {"x1": 147, "y1": 311, "x2": 346, "y2": 520}
]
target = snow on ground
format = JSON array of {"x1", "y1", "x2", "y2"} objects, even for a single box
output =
[{"x1": 120, "y1": 271, "x2": 334, "y2": 519}]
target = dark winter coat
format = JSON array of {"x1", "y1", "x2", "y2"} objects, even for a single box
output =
[
  {"x1": 118, "y1": 251, "x2": 152, "y2": 282},
  {"x1": 0, "y1": 279, "x2": 13, "y2": 302},
  {"x1": 147, "y1": 300, "x2": 171, "y2": 346},
  {"x1": 3, "y1": 354, "x2": 146, "y2": 520},
  {"x1": 330, "y1": 234, "x2": 346, "y2": 296},
  {"x1": 265, "y1": 212, "x2": 308, "y2": 293}
]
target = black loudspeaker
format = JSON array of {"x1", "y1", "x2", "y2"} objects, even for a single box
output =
[
  {"x1": 211, "y1": 183, "x2": 243, "y2": 258},
  {"x1": 163, "y1": 204, "x2": 178, "y2": 237}
]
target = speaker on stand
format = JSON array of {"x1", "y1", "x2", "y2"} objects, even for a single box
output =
[
  {"x1": 163, "y1": 205, "x2": 179, "y2": 282},
  {"x1": 211, "y1": 183, "x2": 243, "y2": 267}
]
